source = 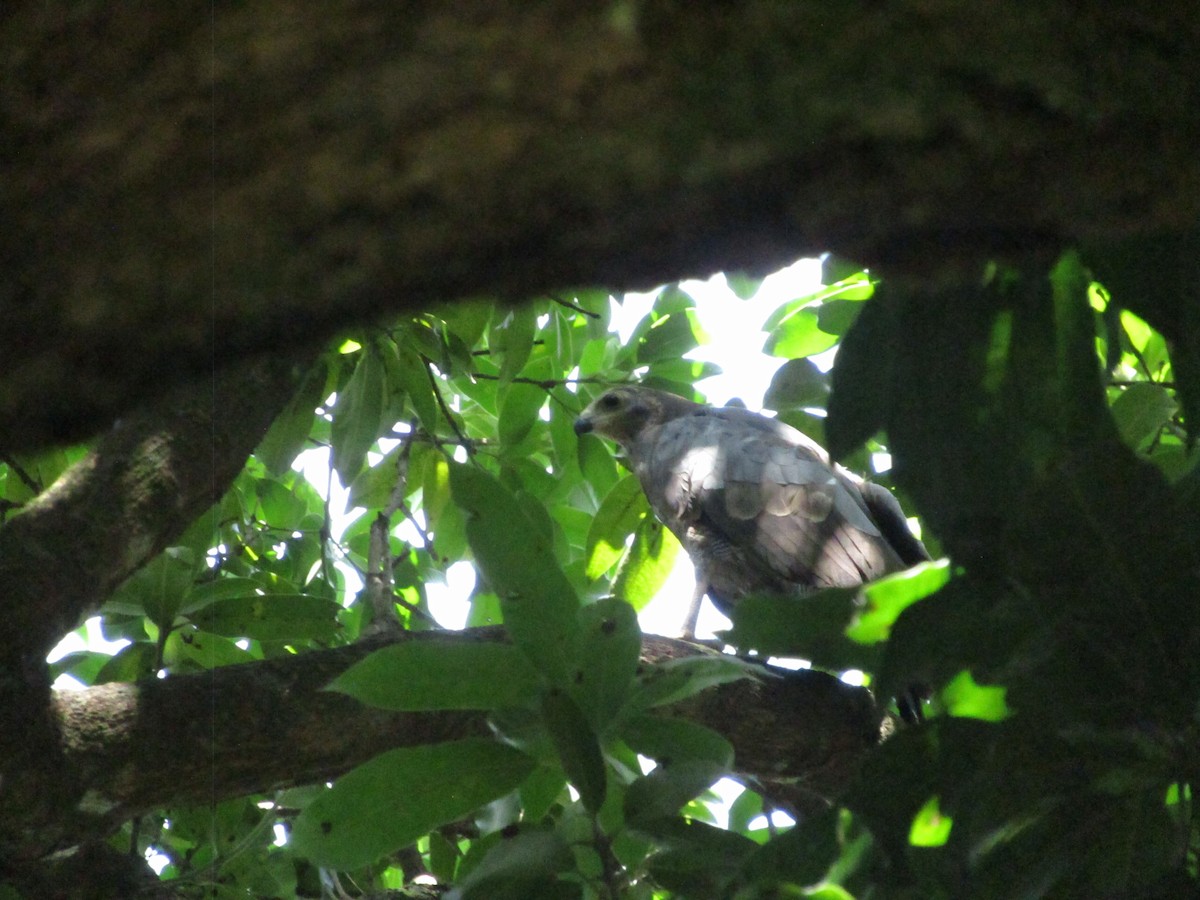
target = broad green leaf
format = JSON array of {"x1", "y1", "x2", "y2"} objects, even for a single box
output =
[
  {"x1": 105, "y1": 546, "x2": 198, "y2": 630},
  {"x1": 449, "y1": 463, "x2": 579, "y2": 682},
  {"x1": 1109, "y1": 382, "x2": 1176, "y2": 451},
  {"x1": 845, "y1": 560, "x2": 951, "y2": 645},
  {"x1": 491, "y1": 307, "x2": 536, "y2": 382},
  {"x1": 723, "y1": 589, "x2": 879, "y2": 672},
  {"x1": 327, "y1": 640, "x2": 541, "y2": 711},
  {"x1": 392, "y1": 339, "x2": 440, "y2": 434},
  {"x1": 764, "y1": 306, "x2": 840, "y2": 360},
  {"x1": 94, "y1": 642, "x2": 157, "y2": 683},
  {"x1": 826, "y1": 288, "x2": 898, "y2": 460},
  {"x1": 625, "y1": 763, "x2": 732, "y2": 829},
  {"x1": 763, "y1": 358, "x2": 829, "y2": 410},
  {"x1": 541, "y1": 688, "x2": 606, "y2": 813},
  {"x1": 726, "y1": 272, "x2": 763, "y2": 300},
  {"x1": 584, "y1": 475, "x2": 647, "y2": 579},
  {"x1": 163, "y1": 628, "x2": 255, "y2": 670},
  {"x1": 611, "y1": 517, "x2": 681, "y2": 611},
  {"x1": 519, "y1": 765, "x2": 569, "y2": 823},
  {"x1": 739, "y1": 806, "x2": 840, "y2": 888},
  {"x1": 254, "y1": 360, "x2": 324, "y2": 475},
  {"x1": 448, "y1": 829, "x2": 576, "y2": 900},
  {"x1": 330, "y1": 343, "x2": 387, "y2": 484},
  {"x1": 187, "y1": 594, "x2": 341, "y2": 642},
  {"x1": 941, "y1": 670, "x2": 1009, "y2": 721},
  {"x1": 569, "y1": 598, "x2": 641, "y2": 731},
  {"x1": 816, "y1": 298, "x2": 867, "y2": 336},
  {"x1": 291, "y1": 739, "x2": 536, "y2": 870},
  {"x1": 179, "y1": 577, "x2": 269, "y2": 615},
  {"x1": 636, "y1": 312, "x2": 700, "y2": 364},
  {"x1": 498, "y1": 382, "x2": 546, "y2": 450},
  {"x1": 424, "y1": 454, "x2": 468, "y2": 561},
  {"x1": 255, "y1": 479, "x2": 306, "y2": 528},
  {"x1": 347, "y1": 443, "x2": 407, "y2": 510},
  {"x1": 621, "y1": 716, "x2": 734, "y2": 770},
  {"x1": 641, "y1": 818, "x2": 758, "y2": 897}
]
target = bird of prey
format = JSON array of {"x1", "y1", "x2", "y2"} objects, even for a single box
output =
[{"x1": 573, "y1": 385, "x2": 929, "y2": 629}]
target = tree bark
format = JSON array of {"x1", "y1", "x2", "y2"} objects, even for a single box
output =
[
  {"x1": 3, "y1": 2, "x2": 1198, "y2": 448},
  {"x1": 1, "y1": 629, "x2": 881, "y2": 865},
  {"x1": 0, "y1": 350, "x2": 316, "y2": 863}
]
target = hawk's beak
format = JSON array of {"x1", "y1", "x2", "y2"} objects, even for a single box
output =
[{"x1": 573, "y1": 417, "x2": 594, "y2": 436}]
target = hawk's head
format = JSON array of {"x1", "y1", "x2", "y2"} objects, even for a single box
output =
[{"x1": 573, "y1": 386, "x2": 699, "y2": 447}]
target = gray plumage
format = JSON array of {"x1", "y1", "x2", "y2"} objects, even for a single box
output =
[{"x1": 574, "y1": 385, "x2": 929, "y2": 616}]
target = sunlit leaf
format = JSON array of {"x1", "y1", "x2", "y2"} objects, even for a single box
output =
[
  {"x1": 330, "y1": 343, "x2": 387, "y2": 484},
  {"x1": 941, "y1": 670, "x2": 1009, "y2": 721},
  {"x1": 611, "y1": 516, "x2": 681, "y2": 611},
  {"x1": 846, "y1": 560, "x2": 951, "y2": 645},
  {"x1": 584, "y1": 475, "x2": 647, "y2": 579},
  {"x1": 449, "y1": 462, "x2": 579, "y2": 682}
]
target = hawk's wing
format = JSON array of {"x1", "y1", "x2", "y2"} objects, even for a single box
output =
[{"x1": 637, "y1": 407, "x2": 922, "y2": 604}]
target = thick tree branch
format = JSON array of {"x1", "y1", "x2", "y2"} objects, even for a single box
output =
[
  {"x1": 0, "y1": 352, "x2": 317, "y2": 665},
  {"x1": 2, "y1": 630, "x2": 880, "y2": 863},
  {"x1": 3, "y1": 2, "x2": 1198, "y2": 448},
  {"x1": 0, "y1": 350, "x2": 317, "y2": 862}
]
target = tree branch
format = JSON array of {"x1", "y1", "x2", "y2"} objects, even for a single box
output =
[
  {"x1": 1, "y1": 630, "x2": 881, "y2": 863},
  {"x1": 3, "y1": 2, "x2": 1197, "y2": 449}
]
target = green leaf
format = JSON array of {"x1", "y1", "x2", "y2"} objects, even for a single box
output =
[
  {"x1": 763, "y1": 358, "x2": 829, "y2": 410},
  {"x1": 498, "y1": 382, "x2": 546, "y2": 450},
  {"x1": 739, "y1": 806, "x2": 840, "y2": 888},
  {"x1": 291, "y1": 739, "x2": 536, "y2": 870},
  {"x1": 764, "y1": 307, "x2": 839, "y2": 359},
  {"x1": 569, "y1": 598, "x2": 642, "y2": 731},
  {"x1": 611, "y1": 517, "x2": 681, "y2": 611},
  {"x1": 331, "y1": 343, "x2": 387, "y2": 484},
  {"x1": 641, "y1": 818, "x2": 758, "y2": 897},
  {"x1": 637, "y1": 312, "x2": 700, "y2": 364},
  {"x1": 1109, "y1": 382, "x2": 1177, "y2": 451},
  {"x1": 826, "y1": 288, "x2": 899, "y2": 460},
  {"x1": 327, "y1": 640, "x2": 541, "y2": 711},
  {"x1": 816, "y1": 298, "x2": 867, "y2": 336},
  {"x1": 255, "y1": 479, "x2": 306, "y2": 528},
  {"x1": 393, "y1": 339, "x2": 440, "y2": 434},
  {"x1": 163, "y1": 628, "x2": 254, "y2": 670},
  {"x1": 844, "y1": 560, "x2": 951, "y2": 645},
  {"x1": 187, "y1": 594, "x2": 342, "y2": 642},
  {"x1": 723, "y1": 589, "x2": 878, "y2": 672},
  {"x1": 491, "y1": 307, "x2": 536, "y2": 382},
  {"x1": 940, "y1": 670, "x2": 1009, "y2": 721},
  {"x1": 726, "y1": 272, "x2": 764, "y2": 300},
  {"x1": 105, "y1": 546, "x2": 198, "y2": 630},
  {"x1": 254, "y1": 360, "x2": 324, "y2": 475},
  {"x1": 449, "y1": 829, "x2": 577, "y2": 900},
  {"x1": 584, "y1": 475, "x2": 648, "y2": 579},
  {"x1": 625, "y1": 763, "x2": 731, "y2": 829},
  {"x1": 632, "y1": 655, "x2": 758, "y2": 711},
  {"x1": 449, "y1": 463, "x2": 579, "y2": 682},
  {"x1": 541, "y1": 688, "x2": 606, "y2": 813},
  {"x1": 621, "y1": 716, "x2": 734, "y2": 770}
]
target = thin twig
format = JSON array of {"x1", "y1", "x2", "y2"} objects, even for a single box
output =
[
  {"x1": 0, "y1": 452, "x2": 41, "y2": 495},
  {"x1": 420, "y1": 356, "x2": 473, "y2": 453},
  {"x1": 549, "y1": 294, "x2": 602, "y2": 319}
]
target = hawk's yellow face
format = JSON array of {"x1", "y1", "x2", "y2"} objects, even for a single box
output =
[{"x1": 573, "y1": 387, "x2": 658, "y2": 447}]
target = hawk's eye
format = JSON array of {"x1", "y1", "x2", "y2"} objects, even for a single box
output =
[{"x1": 599, "y1": 393, "x2": 621, "y2": 410}]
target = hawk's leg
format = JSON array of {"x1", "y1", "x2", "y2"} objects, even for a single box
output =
[{"x1": 680, "y1": 572, "x2": 707, "y2": 641}]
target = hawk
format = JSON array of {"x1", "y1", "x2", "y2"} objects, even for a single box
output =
[{"x1": 573, "y1": 385, "x2": 929, "y2": 626}]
